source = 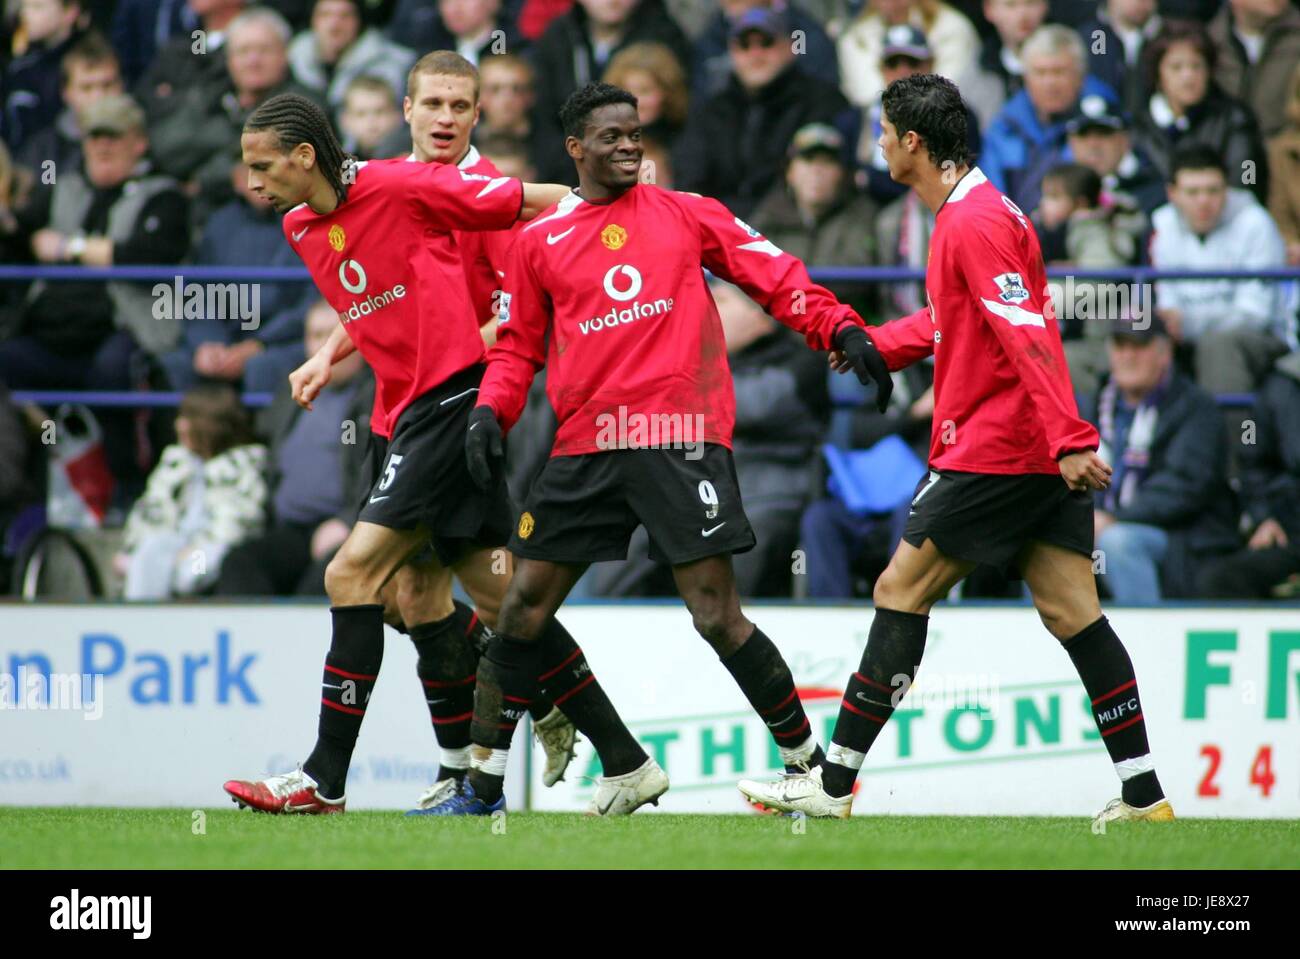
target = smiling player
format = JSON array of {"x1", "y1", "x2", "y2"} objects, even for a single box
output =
[{"x1": 419, "y1": 82, "x2": 893, "y2": 816}]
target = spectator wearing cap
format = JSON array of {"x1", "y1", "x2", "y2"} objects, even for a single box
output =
[
  {"x1": 1080, "y1": 313, "x2": 1240, "y2": 602},
  {"x1": 1199, "y1": 350, "x2": 1300, "y2": 599},
  {"x1": 844, "y1": 24, "x2": 981, "y2": 206},
  {"x1": 0, "y1": 93, "x2": 188, "y2": 483},
  {"x1": 980, "y1": 24, "x2": 1121, "y2": 215},
  {"x1": 528, "y1": 0, "x2": 692, "y2": 175},
  {"x1": 1065, "y1": 107, "x2": 1166, "y2": 217},
  {"x1": 1150, "y1": 144, "x2": 1290, "y2": 394},
  {"x1": 1077, "y1": 0, "x2": 1163, "y2": 118},
  {"x1": 1209, "y1": 0, "x2": 1300, "y2": 140},
  {"x1": 750, "y1": 123, "x2": 879, "y2": 318},
  {"x1": 837, "y1": 0, "x2": 978, "y2": 109},
  {"x1": 148, "y1": 6, "x2": 324, "y2": 227},
  {"x1": 1131, "y1": 20, "x2": 1267, "y2": 200},
  {"x1": 136, "y1": 0, "x2": 246, "y2": 123},
  {"x1": 288, "y1": 0, "x2": 415, "y2": 110},
  {"x1": 15, "y1": 31, "x2": 123, "y2": 179},
  {"x1": 691, "y1": 0, "x2": 840, "y2": 99},
  {"x1": 675, "y1": 6, "x2": 851, "y2": 219},
  {"x1": 2, "y1": 0, "x2": 87, "y2": 149},
  {"x1": 956, "y1": 0, "x2": 1047, "y2": 132},
  {"x1": 1265, "y1": 62, "x2": 1300, "y2": 267}
]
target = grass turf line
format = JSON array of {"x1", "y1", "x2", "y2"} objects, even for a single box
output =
[{"x1": 1, "y1": 809, "x2": 1297, "y2": 869}]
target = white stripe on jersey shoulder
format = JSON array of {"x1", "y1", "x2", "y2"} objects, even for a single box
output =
[
  {"x1": 521, "y1": 190, "x2": 583, "y2": 234},
  {"x1": 980, "y1": 296, "x2": 1045, "y2": 328},
  {"x1": 947, "y1": 166, "x2": 988, "y2": 204}
]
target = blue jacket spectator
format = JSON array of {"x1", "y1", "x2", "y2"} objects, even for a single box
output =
[
  {"x1": 159, "y1": 154, "x2": 314, "y2": 394},
  {"x1": 980, "y1": 24, "x2": 1120, "y2": 215}
]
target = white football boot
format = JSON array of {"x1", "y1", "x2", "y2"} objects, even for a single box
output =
[
  {"x1": 533, "y1": 707, "x2": 579, "y2": 786},
  {"x1": 586, "y1": 758, "x2": 669, "y2": 816},
  {"x1": 738, "y1": 764, "x2": 852, "y2": 819},
  {"x1": 412, "y1": 777, "x2": 461, "y2": 811},
  {"x1": 1092, "y1": 796, "x2": 1176, "y2": 828}
]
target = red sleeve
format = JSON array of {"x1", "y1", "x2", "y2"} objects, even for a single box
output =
[
  {"x1": 682, "y1": 192, "x2": 861, "y2": 351},
  {"x1": 867, "y1": 307, "x2": 936, "y2": 370},
  {"x1": 953, "y1": 219, "x2": 1099, "y2": 459},
  {"x1": 404, "y1": 162, "x2": 523, "y2": 232},
  {"x1": 479, "y1": 235, "x2": 549, "y2": 433}
]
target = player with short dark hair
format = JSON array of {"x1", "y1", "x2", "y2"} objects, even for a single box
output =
[
  {"x1": 221, "y1": 90, "x2": 647, "y2": 816},
  {"x1": 739, "y1": 74, "x2": 1173, "y2": 826},
  {"x1": 419, "y1": 81, "x2": 893, "y2": 816}
]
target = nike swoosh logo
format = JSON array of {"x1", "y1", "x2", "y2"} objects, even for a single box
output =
[
  {"x1": 292, "y1": 227, "x2": 308, "y2": 241},
  {"x1": 369, "y1": 495, "x2": 389, "y2": 503},
  {"x1": 701, "y1": 522, "x2": 726, "y2": 537},
  {"x1": 547, "y1": 226, "x2": 575, "y2": 245},
  {"x1": 426, "y1": 698, "x2": 445, "y2": 705},
  {"x1": 595, "y1": 795, "x2": 617, "y2": 815}
]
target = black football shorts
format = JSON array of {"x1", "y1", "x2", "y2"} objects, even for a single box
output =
[
  {"x1": 509, "y1": 443, "x2": 756, "y2": 566},
  {"x1": 357, "y1": 363, "x2": 512, "y2": 566},
  {"x1": 901, "y1": 468, "x2": 1094, "y2": 576}
]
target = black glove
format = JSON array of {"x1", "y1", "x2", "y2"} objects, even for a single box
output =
[
  {"x1": 834, "y1": 324, "x2": 893, "y2": 413},
  {"x1": 465, "y1": 405, "x2": 504, "y2": 490}
]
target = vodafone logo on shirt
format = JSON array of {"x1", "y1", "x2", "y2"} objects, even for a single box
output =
[
  {"x1": 579, "y1": 264, "x2": 674, "y2": 335},
  {"x1": 337, "y1": 257, "x2": 407, "y2": 323}
]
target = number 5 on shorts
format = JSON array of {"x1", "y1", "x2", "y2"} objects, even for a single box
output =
[{"x1": 380, "y1": 453, "x2": 404, "y2": 491}]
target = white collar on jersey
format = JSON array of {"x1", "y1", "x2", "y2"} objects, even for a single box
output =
[
  {"x1": 404, "y1": 145, "x2": 481, "y2": 168},
  {"x1": 945, "y1": 166, "x2": 987, "y2": 205}
]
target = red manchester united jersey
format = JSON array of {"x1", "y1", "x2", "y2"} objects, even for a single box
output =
[
  {"x1": 283, "y1": 157, "x2": 522, "y2": 437},
  {"x1": 868, "y1": 167, "x2": 1099, "y2": 474},
  {"x1": 479, "y1": 183, "x2": 861, "y2": 457},
  {"x1": 450, "y1": 146, "x2": 523, "y2": 324}
]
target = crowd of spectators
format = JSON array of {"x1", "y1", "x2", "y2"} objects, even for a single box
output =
[{"x1": 1, "y1": 0, "x2": 1298, "y2": 602}]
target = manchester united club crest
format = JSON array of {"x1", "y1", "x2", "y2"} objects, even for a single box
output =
[
  {"x1": 600, "y1": 224, "x2": 627, "y2": 250},
  {"x1": 328, "y1": 225, "x2": 346, "y2": 252},
  {"x1": 518, "y1": 511, "x2": 535, "y2": 539}
]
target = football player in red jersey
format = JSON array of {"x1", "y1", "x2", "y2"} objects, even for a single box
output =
[
  {"x1": 739, "y1": 74, "x2": 1172, "y2": 826},
  {"x1": 428, "y1": 82, "x2": 894, "y2": 816},
  {"x1": 222, "y1": 88, "x2": 649, "y2": 817},
  {"x1": 272, "y1": 53, "x2": 604, "y2": 812}
]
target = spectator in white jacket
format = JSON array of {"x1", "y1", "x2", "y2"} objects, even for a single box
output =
[
  {"x1": 288, "y1": 0, "x2": 415, "y2": 113},
  {"x1": 116, "y1": 384, "x2": 268, "y2": 599},
  {"x1": 837, "y1": 0, "x2": 978, "y2": 108},
  {"x1": 1151, "y1": 143, "x2": 1291, "y2": 393}
]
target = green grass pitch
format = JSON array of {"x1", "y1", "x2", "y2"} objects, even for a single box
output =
[{"x1": 2, "y1": 809, "x2": 1297, "y2": 869}]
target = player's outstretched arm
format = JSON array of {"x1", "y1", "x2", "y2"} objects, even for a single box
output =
[{"x1": 518, "y1": 182, "x2": 571, "y2": 221}]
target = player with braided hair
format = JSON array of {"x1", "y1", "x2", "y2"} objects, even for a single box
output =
[{"x1": 222, "y1": 90, "x2": 650, "y2": 816}]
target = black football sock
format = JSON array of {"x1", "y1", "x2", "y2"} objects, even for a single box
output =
[
  {"x1": 822, "y1": 608, "x2": 929, "y2": 798},
  {"x1": 721, "y1": 626, "x2": 819, "y2": 771},
  {"x1": 537, "y1": 618, "x2": 646, "y2": 777},
  {"x1": 408, "y1": 609, "x2": 478, "y2": 781},
  {"x1": 452, "y1": 599, "x2": 491, "y2": 656},
  {"x1": 467, "y1": 633, "x2": 541, "y2": 804},
  {"x1": 304, "y1": 604, "x2": 384, "y2": 799},
  {"x1": 1064, "y1": 615, "x2": 1164, "y2": 808}
]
